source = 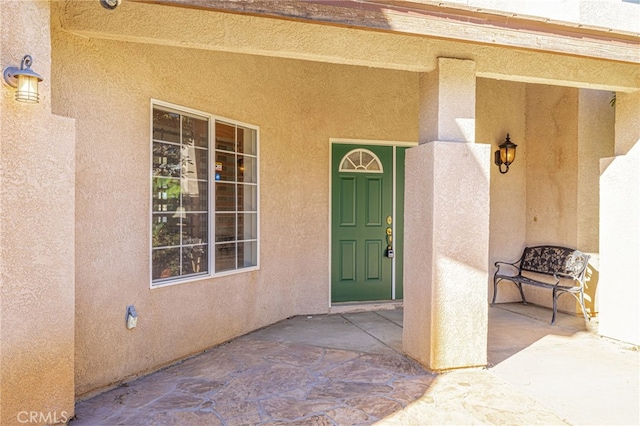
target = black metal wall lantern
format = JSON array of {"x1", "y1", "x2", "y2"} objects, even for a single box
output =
[{"x1": 494, "y1": 134, "x2": 517, "y2": 174}]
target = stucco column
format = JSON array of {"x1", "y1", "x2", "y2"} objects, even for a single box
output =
[
  {"x1": 1, "y1": 1, "x2": 76, "y2": 424},
  {"x1": 403, "y1": 58, "x2": 489, "y2": 370},
  {"x1": 419, "y1": 58, "x2": 477, "y2": 143},
  {"x1": 598, "y1": 90, "x2": 640, "y2": 346}
]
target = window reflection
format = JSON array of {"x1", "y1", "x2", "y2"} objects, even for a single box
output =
[
  {"x1": 152, "y1": 107, "x2": 210, "y2": 282},
  {"x1": 215, "y1": 243, "x2": 236, "y2": 272},
  {"x1": 152, "y1": 105, "x2": 258, "y2": 284}
]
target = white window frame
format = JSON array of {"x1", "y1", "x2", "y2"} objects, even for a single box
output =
[{"x1": 150, "y1": 99, "x2": 260, "y2": 288}]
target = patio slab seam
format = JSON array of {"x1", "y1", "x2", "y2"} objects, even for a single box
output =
[{"x1": 339, "y1": 312, "x2": 404, "y2": 356}]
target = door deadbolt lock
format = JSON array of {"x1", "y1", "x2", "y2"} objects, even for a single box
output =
[{"x1": 386, "y1": 245, "x2": 395, "y2": 258}]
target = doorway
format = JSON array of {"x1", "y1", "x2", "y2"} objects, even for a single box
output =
[{"x1": 331, "y1": 143, "x2": 407, "y2": 303}]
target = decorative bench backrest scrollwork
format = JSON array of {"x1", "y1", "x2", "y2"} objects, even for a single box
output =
[{"x1": 520, "y1": 246, "x2": 589, "y2": 281}]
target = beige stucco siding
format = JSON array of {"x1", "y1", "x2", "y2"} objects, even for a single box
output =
[
  {"x1": 577, "y1": 89, "x2": 615, "y2": 315},
  {"x1": 44, "y1": 0, "x2": 629, "y2": 399},
  {"x1": 51, "y1": 30, "x2": 419, "y2": 396},
  {"x1": 525, "y1": 85, "x2": 613, "y2": 313},
  {"x1": 477, "y1": 78, "x2": 527, "y2": 303},
  {"x1": 526, "y1": 85, "x2": 580, "y2": 250},
  {"x1": 52, "y1": 27, "x2": 618, "y2": 397},
  {"x1": 599, "y1": 90, "x2": 640, "y2": 345},
  {"x1": 480, "y1": 80, "x2": 613, "y2": 315},
  {"x1": 1, "y1": 1, "x2": 76, "y2": 424},
  {"x1": 1, "y1": 0, "x2": 636, "y2": 418}
]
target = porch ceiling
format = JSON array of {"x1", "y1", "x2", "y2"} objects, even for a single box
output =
[{"x1": 55, "y1": 0, "x2": 640, "y2": 92}]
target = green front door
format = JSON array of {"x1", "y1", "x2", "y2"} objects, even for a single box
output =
[{"x1": 331, "y1": 144, "x2": 402, "y2": 302}]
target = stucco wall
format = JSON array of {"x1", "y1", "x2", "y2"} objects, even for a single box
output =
[
  {"x1": 577, "y1": 89, "x2": 615, "y2": 315},
  {"x1": 525, "y1": 85, "x2": 579, "y2": 312},
  {"x1": 40, "y1": 0, "x2": 632, "y2": 400},
  {"x1": 477, "y1": 78, "x2": 527, "y2": 302},
  {"x1": 50, "y1": 23, "x2": 418, "y2": 396},
  {"x1": 599, "y1": 90, "x2": 640, "y2": 345},
  {"x1": 524, "y1": 85, "x2": 613, "y2": 314},
  {"x1": 1, "y1": 1, "x2": 75, "y2": 424},
  {"x1": 526, "y1": 85, "x2": 580, "y2": 249},
  {"x1": 480, "y1": 81, "x2": 613, "y2": 314}
]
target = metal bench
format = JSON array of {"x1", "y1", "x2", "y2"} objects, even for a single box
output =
[{"x1": 492, "y1": 245, "x2": 591, "y2": 324}]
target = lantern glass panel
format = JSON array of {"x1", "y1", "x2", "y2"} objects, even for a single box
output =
[{"x1": 16, "y1": 75, "x2": 38, "y2": 103}]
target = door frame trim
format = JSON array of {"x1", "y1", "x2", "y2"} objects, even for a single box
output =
[{"x1": 328, "y1": 138, "x2": 417, "y2": 308}]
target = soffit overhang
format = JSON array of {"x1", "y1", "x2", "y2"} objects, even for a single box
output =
[
  {"x1": 133, "y1": 0, "x2": 639, "y2": 64},
  {"x1": 55, "y1": 0, "x2": 640, "y2": 91}
]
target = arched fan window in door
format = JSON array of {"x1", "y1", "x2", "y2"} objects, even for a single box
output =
[{"x1": 339, "y1": 149, "x2": 383, "y2": 173}]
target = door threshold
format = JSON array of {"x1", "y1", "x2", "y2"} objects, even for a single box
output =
[{"x1": 329, "y1": 300, "x2": 403, "y2": 315}]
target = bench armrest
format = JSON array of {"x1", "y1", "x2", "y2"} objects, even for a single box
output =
[
  {"x1": 494, "y1": 252, "x2": 525, "y2": 274},
  {"x1": 494, "y1": 260, "x2": 520, "y2": 275}
]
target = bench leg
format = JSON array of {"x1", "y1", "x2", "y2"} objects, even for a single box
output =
[
  {"x1": 552, "y1": 289, "x2": 590, "y2": 325},
  {"x1": 578, "y1": 290, "x2": 590, "y2": 322},
  {"x1": 551, "y1": 288, "x2": 558, "y2": 325},
  {"x1": 517, "y1": 283, "x2": 527, "y2": 304},
  {"x1": 491, "y1": 277, "x2": 498, "y2": 305}
]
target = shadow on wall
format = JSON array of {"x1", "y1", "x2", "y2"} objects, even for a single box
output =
[{"x1": 584, "y1": 263, "x2": 599, "y2": 318}]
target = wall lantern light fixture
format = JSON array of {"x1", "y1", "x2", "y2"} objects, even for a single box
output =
[
  {"x1": 3, "y1": 55, "x2": 43, "y2": 103},
  {"x1": 494, "y1": 134, "x2": 517, "y2": 174}
]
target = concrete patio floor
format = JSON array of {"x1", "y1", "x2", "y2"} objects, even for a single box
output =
[{"x1": 71, "y1": 304, "x2": 639, "y2": 425}]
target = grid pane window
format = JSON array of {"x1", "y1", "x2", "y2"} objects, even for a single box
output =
[
  {"x1": 152, "y1": 103, "x2": 258, "y2": 285},
  {"x1": 214, "y1": 121, "x2": 258, "y2": 273},
  {"x1": 152, "y1": 107, "x2": 209, "y2": 283}
]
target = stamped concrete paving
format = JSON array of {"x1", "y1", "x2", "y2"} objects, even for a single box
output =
[
  {"x1": 72, "y1": 310, "x2": 434, "y2": 425},
  {"x1": 72, "y1": 305, "x2": 639, "y2": 425}
]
